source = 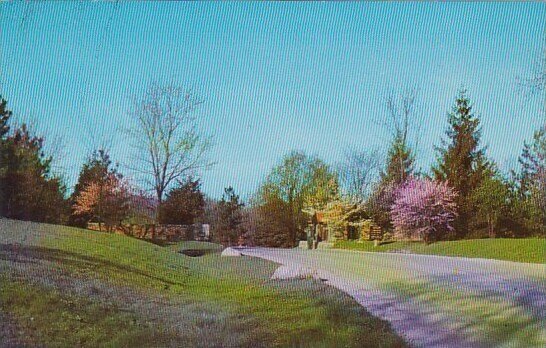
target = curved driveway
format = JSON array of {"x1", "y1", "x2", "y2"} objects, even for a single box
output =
[{"x1": 238, "y1": 247, "x2": 546, "y2": 348}]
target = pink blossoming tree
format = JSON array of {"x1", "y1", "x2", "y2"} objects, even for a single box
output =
[{"x1": 391, "y1": 177, "x2": 458, "y2": 243}]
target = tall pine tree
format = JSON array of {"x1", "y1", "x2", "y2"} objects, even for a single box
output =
[
  {"x1": 515, "y1": 124, "x2": 546, "y2": 234},
  {"x1": 1, "y1": 124, "x2": 68, "y2": 223},
  {"x1": 0, "y1": 97, "x2": 11, "y2": 140},
  {"x1": 158, "y1": 178, "x2": 205, "y2": 225},
  {"x1": 381, "y1": 137, "x2": 414, "y2": 185},
  {"x1": 212, "y1": 187, "x2": 245, "y2": 246},
  {"x1": 433, "y1": 90, "x2": 489, "y2": 237},
  {"x1": 0, "y1": 96, "x2": 13, "y2": 211},
  {"x1": 370, "y1": 137, "x2": 414, "y2": 230},
  {"x1": 518, "y1": 125, "x2": 546, "y2": 196}
]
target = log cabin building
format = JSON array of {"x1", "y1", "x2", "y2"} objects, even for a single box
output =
[{"x1": 306, "y1": 209, "x2": 382, "y2": 248}]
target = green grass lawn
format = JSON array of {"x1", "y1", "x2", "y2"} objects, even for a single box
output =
[
  {"x1": 0, "y1": 219, "x2": 404, "y2": 347},
  {"x1": 333, "y1": 238, "x2": 546, "y2": 264},
  {"x1": 0, "y1": 279, "x2": 178, "y2": 347}
]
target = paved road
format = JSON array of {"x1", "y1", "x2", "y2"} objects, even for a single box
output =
[{"x1": 238, "y1": 247, "x2": 546, "y2": 348}]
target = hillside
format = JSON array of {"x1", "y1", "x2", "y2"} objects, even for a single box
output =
[{"x1": 0, "y1": 219, "x2": 404, "y2": 347}]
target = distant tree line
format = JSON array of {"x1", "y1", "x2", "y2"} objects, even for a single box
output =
[
  {"x1": 0, "y1": 83, "x2": 212, "y2": 237},
  {"x1": 0, "y1": 60, "x2": 544, "y2": 246},
  {"x1": 242, "y1": 89, "x2": 545, "y2": 246}
]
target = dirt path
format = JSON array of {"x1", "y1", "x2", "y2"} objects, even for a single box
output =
[{"x1": 238, "y1": 247, "x2": 546, "y2": 348}]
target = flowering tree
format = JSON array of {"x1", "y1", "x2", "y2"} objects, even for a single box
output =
[
  {"x1": 73, "y1": 174, "x2": 129, "y2": 232},
  {"x1": 391, "y1": 177, "x2": 458, "y2": 243}
]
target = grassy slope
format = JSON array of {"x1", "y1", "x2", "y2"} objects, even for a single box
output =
[
  {"x1": 0, "y1": 280, "x2": 178, "y2": 347},
  {"x1": 334, "y1": 238, "x2": 546, "y2": 264},
  {"x1": 0, "y1": 220, "x2": 404, "y2": 347}
]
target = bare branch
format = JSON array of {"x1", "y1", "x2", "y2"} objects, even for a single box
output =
[
  {"x1": 338, "y1": 147, "x2": 382, "y2": 203},
  {"x1": 376, "y1": 86, "x2": 423, "y2": 179},
  {"x1": 126, "y1": 82, "x2": 213, "y2": 205},
  {"x1": 519, "y1": 49, "x2": 546, "y2": 97}
]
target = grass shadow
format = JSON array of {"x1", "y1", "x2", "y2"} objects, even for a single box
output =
[{"x1": 0, "y1": 243, "x2": 186, "y2": 287}]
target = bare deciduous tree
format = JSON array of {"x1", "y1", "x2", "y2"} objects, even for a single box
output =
[
  {"x1": 381, "y1": 87, "x2": 422, "y2": 150},
  {"x1": 520, "y1": 49, "x2": 546, "y2": 95},
  {"x1": 377, "y1": 87, "x2": 423, "y2": 183},
  {"x1": 338, "y1": 148, "x2": 381, "y2": 203},
  {"x1": 127, "y1": 83, "x2": 213, "y2": 206}
]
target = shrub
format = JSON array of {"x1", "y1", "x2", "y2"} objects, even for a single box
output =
[
  {"x1": 252, "y1": 196, "x2": 294, "y2": 248},
  {"x1": 391, "y1": 177, "x2": 458, "y2": 243}
]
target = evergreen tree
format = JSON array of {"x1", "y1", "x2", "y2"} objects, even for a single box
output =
[
  {"x1": 378, "y1": 87, "x2": 420, "y2": 186},
  {"x1": 371, "y1": 100, "x2": 416, "y2": 231},
  {"x1": 433, "y1": 90, "x2": 489, "y2": 237},
  {"x1": 212, "y1": 187, "x2": 245, "y2": 246},
  {"x1": 513, "y1": 124, "x2": 546, "y2": 235},
  {"x1": 0, "y1": 97, "x2": 67, "y2": 223},
  {"x1": 367, "y1": 139, "x2": 413, "y2": 231},
  {"x1": 158, "y1": 178, "x2": 205, "y2": 225},
  {"x1": 518, "y1": 125, "x2": 545, "y2": 196},
  {"x1": 1, "y1": 121, "x2": 67, "y2": 223},
  {"x1": 381, "y1": 137, "x2": 414, "y2": 185},
  {"x1": 0, "y1": 97, "x2": 11, "y2": 140},
  {"x1": 0, "y1": 96, "x2": 13, "y2": 208}
]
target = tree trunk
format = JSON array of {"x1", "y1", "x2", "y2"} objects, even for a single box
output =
[{"x1": 488, "y1": 215, "x2": 495, "y2": 238}]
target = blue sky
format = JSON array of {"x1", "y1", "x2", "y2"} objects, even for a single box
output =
[{"x1": 1, "y1": 2, "x2": 544, "y2": 199}]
